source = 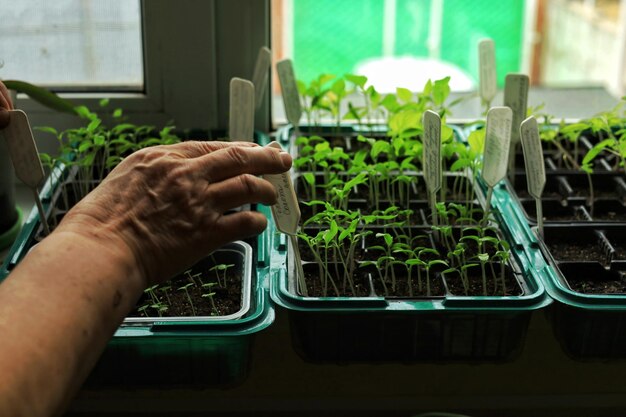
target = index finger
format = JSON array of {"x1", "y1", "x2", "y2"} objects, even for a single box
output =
[
  {"x1": 198, "y1": 145, "x2": 292, "y2": 183},
  {"x1": 163, "y1": 140, "x2": 260, "y2": 159}
]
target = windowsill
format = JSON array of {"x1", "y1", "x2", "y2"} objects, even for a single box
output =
[{"x1": 271, "y1": 86, "x2": 620, "y2": 128}]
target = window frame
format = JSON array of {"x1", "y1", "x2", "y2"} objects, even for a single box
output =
[{"x1": 12, "y1": 0, "x2": 270, "y2": 155}]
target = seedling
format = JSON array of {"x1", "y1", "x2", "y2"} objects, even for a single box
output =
[
  {"x1": 177, "y1": 283, "x2": 196, "y2": 316},
  {"x1": 209, "y1": 263, "x2": 234, "y2": 288},
  {"x1": 286, "y1": 68, "x2": 519, "y2": 299},
  {"x1": 38, "y1": 102, "x2": 180, "y2": 208},
  {"x1": 201, "y1": 282, "x2": 219, "y2": 316}
]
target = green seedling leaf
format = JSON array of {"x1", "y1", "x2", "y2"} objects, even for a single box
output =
[
  {"x1": 467, "y1": 129, "x2": 486, "y2": 155},
  {"x1": 35, "y1": 126, "x2": 59, "y2": 136},
  {"x1": 3, "y1": 80, "x2": 78, "y2": 115},
  {"x1": 345, "y1": 74, "x2": 367, "y2": 88},
  {"x1": 396, "y1": 87, "x2": 413, "y2": 103},
  {"x1": 432, "y1": 76, "x2": 451, "y2": 106},
  {"x1": 583, "y1": 139, "x2": 614, "y2": 166}
]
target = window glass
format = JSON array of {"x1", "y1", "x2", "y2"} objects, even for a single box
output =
[
  {"x1": 0, "y1": 0, "x2": 143, "y2": 90},
  {"x1": 273, "y1": 0, "x2": 625, "y2": 93}
]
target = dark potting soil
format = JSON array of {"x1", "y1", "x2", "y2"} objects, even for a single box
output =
[
  {"x1": 543, "y1": 214, "x2": 586, "y2": 222},
  {"x1": 515, "y1": 188, "x2": 563, "y2": 200},
  {"x1": 614, "y1": 244, "x2": 626, "y2": 260},
  {"x1": 302, "y1": 266, "x2": 373, "y2": 297},
  {"x1": 371, "y1": 269, "x2": 446, "y2": 297},
  {"x1": 542, "y1": 211, "x2": 589, "y2": 222},
  {"x1": 301, "y1": 264, "x2": 446, "y2": 297},
  {"x1": 131, "y1": 260, "x2": 243, "y2": 318},
  {"x1": 591, "y1": 210, "x2": 626, "y2": 222},
  {"x1": 547, "y1": 242, "x2": 606, "y2": 263},
  {"x1": 567, "y1": 274, "x2": 626, "y2": 294},
  {"x1": 444, "y1": 268, "x2": 524, "y2": 296}
]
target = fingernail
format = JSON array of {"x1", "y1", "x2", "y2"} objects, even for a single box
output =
[{"x1": 280, "y1": 151, "x2": 292, "y2": 168}]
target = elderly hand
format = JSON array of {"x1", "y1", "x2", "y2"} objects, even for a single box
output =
[
  {"x1": 54, "y1": 140, "x2": 292, "y2": 286},
  {"x1": 0, "y1": 81, "x2": 13, "y2": 128}
]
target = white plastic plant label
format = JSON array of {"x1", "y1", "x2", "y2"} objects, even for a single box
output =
[
  {"x1": 252, "y1": 47, "x2": 272, "y2": 110},
  {"x1": 482, "y1": 106, "x2": 513, "y2": 188},
  {"x1": 264, "y1": 141, "x2": 300, "y2": 235},
  {"x1": 2, "y1": 109, "x2": 50, "y2": 235},
  {"x1": 276, "y1": 59, "x2": 302, "y2": 128},
  {"x1": 479, "y1": 39, "x2": 497, "y2": 106},
  {"x1": 229, "y1": 78, "x2": 255, "y2": 142},
  {"x1": 264, "y1": 141, "x2": 307, "y2": 295},
  {"x1": 1, "y1": 109, "x2": 44, "y2": 188},
  {"x1": 422, "y1": 110, "x2": 442, "y2": 194},
  {"x1": 520, "y1": 116, "x2": 545, "y2": 199},
  {"x1": 503, "y1": 73, "x2": 529, "y2": 145}
]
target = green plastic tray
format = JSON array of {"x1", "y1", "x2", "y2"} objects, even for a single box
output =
[
  {"x1": 269, "y1": 124, "x2": 550, "y2": 363},
  {"x1": 499, "y1": 171, "x2": 626, "y2": 360}
]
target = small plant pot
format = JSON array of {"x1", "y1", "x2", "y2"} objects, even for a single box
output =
[{"x1": 85, "y1": 240, "x2": 268, "y2": 387}]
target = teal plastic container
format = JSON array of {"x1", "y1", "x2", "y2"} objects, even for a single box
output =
[
  {"x1": 499, "y1": 175, "x2": 626, "y2": 360},
  {"x1": 270, "y1": 124, "x2": 550, "y2": 363},
  {"x1": 0, "y1": 133, "x2": 276, "y2": 387}
]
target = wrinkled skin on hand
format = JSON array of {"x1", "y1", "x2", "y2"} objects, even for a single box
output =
[
  {"x1": 0, "y1": 81, "x2": 13, "y2": 128},
  {"x1": 55, "y1": 141, "x2": 292, "y2": 286}
]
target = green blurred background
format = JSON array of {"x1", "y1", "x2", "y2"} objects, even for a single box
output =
[{"x1": 292, "y1": 0, "x2": 524, "y2": 86}]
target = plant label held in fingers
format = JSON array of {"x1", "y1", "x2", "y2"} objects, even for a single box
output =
[
  {"x1": 277, "y1": 59, "x2": 302, "y2": 129},
  {"x1": 1, "y1": 109, "x2": 49, "y2": 234},
  {"x1": 229, "y1": 78, "x2": 255, "y2": 142},
  {"x1": 263, "y1": 142, "x2": 307, "y2": 295},
  {"x1": 479, "y1": 39, "x2": 497, "y2": 107},
  {"x1": 252, "y1": 47, "x2": 272, "y2": 111},
  {"x1": 264, "y1": 142, "x2": 300, "y2": 235}
]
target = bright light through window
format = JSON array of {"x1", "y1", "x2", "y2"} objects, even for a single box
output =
[
  {"x1": 0, "y1": 0, "x2": 143, "y2": 91},
  {"x1": 272, "y1": 0, "x2": 626, "y2": 95}
]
